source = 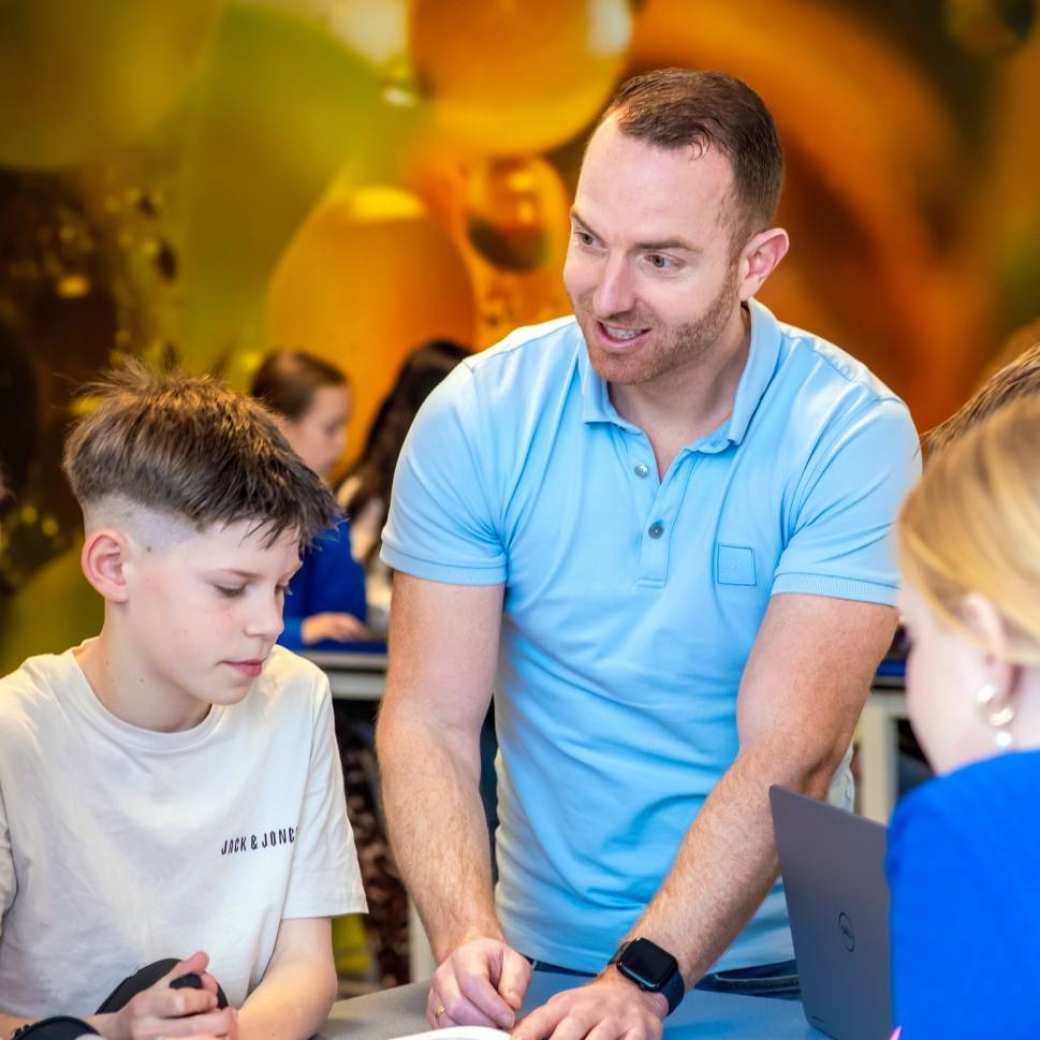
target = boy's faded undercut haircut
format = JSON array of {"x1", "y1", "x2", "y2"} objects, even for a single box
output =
[{"x1": 63, "y1": 361, "x2": 339, "y2": 547}]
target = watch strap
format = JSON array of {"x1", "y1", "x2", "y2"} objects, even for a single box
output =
[
  {"x1": 609, "y1": 939, "x2": 685, "y2": 1016},
  {"x1": 660, "y1": 968, "x2": 685, "y2": 1014}
]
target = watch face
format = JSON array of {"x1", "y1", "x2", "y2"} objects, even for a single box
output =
[{"x1": 620, "y1": 938, "x2": 675, "y2": 988}]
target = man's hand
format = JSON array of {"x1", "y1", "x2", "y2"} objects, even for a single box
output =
[
  {"x1": 512, "y1": 970, "x2": 668, "y2": 1040},
  {"x1": 426, "y1": 938, "x2": 532, "y2": 1029},
  {"x1": 301, "y1": 612, "x2": 370, "y2": 644},
  {"x1": 90, "y1": 953, "x2": 237, "y2": 1040}
]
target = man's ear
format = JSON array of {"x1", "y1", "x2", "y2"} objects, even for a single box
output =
[
  {"x1": 738, "y1": 226, "x2": 789, "y2": 301},
  {"x1": 81, "y1": 528, "x2": 133, "y2": 604}
]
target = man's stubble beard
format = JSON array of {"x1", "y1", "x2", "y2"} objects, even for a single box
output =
[{"x1": 575, "y1": 262, "x2": 742, "y2": 388}]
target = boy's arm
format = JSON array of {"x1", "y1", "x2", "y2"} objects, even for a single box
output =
[
  {"x1": 1, "y1": 1012, "x2": 34, "y2": 1037},
  {"x1": 1, "y1": 953, "x2": 230, "y2": 1040},
  {"x1": 237, "y1": 918, "x2": 337, "y2": 1040}
]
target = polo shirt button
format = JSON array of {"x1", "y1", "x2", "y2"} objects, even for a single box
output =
[
  {"x1": 648, "y1": 521, "x2": 664, "y2": 539},
  {"x1": 634, "y1": 463, "x2": 649, "y2": 478}
]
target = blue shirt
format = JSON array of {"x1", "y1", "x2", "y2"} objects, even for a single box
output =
[
  {"x1": 887, "y1": 751, "x2": 1040, "y2": 1038},
  {"x1": 382, "y1": 300, "x2": 920, "y2": 972},
  {"x1": 279, "y1": 519, "x2": 370, "y2": 652}
]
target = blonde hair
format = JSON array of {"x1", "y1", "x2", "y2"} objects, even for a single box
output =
[{"x1": 898, "y1": 396, "x2": 1040, "y2": 665}]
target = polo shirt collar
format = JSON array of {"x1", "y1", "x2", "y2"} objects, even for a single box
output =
[
  {"x1": 579, "y1": 336, "x2": 631, "y2": 427},
  {"x1": 578, "y1": 298, "x2": 783, "y2": 446},
  {"x1": 725, "y1": 298, "x2": 783, "y2": 446}
]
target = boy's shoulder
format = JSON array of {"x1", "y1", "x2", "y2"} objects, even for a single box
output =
[
  {"x1": 229, "y1": 648, "x2": 334, "y2": 761},
  {"x1": 0, "y1": 649, "x2": 78, "y2": 731},
  {"x1": 251, "y1": 645, "x2": 331, "y2": 715}
]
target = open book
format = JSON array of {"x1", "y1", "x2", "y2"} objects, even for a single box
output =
[{"x1": 391, "y1": 1030, "x2": 509, "y2": 1040}]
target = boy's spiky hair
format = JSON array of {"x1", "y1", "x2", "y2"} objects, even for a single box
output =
[{"x1": 63, "y1": 360, "x2": 339, "y2": 547}]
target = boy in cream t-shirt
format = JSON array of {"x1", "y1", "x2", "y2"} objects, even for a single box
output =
[{"x1": 0, "y1": 365, "x2": 365, "y2": 1040}]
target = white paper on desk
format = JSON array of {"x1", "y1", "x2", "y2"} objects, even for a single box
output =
[{"x1": 389, "y1": 1029, "x2": 509, "y2": 1040}]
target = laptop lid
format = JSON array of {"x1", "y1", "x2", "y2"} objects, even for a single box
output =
[{"x1": 769, "y1": 785, "x2": 892, "y2": 1040}]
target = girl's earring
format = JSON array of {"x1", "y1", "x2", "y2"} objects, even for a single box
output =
[{"x1": 976, "y1": 682, "x2": 1016, "y2": 750}]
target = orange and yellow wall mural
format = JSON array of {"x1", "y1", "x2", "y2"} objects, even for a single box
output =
[{"x1": 1, "y1": 0, "x2": 1038, "y2": 668}]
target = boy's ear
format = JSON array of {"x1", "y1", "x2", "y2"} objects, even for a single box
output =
[{"x1": 81, "y1": 528, "x2": 133, "y2": 603}]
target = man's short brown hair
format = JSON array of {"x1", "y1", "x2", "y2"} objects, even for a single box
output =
[
  {"x1": 63, "y1": 361, "x2": 338, "y2": 547},
  {"x1": 925, "y1": 321, "x2": 1040, "y2": 457},
  {"x1": 602, "y1": 68, "x2": 784, "y2": 243}
]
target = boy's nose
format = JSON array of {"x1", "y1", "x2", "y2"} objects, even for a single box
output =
[{"x1": 246, "y1": 597, "x2": 284, "y2": 641}]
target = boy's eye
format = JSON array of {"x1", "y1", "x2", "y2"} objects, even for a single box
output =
[{"x1": 215, "y1": 585, "x2": 246, "y2": 599}]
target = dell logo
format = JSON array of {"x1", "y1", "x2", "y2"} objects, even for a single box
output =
[{"x1": 838, "y1": 911, "x2": 855, "y2": 952}]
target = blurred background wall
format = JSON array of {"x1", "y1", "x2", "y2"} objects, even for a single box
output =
[{"x1": 1, "y1": 0, "x2": 1038, "y2": 671}]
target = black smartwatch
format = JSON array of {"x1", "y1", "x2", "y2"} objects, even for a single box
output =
[{"x1": 608, "y1": 938, "x2": 684, "y2": 1015}]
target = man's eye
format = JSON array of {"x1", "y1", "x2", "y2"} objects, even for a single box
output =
[{"x1": 216, "y1": 585, "x2": 245, "y2": 599}]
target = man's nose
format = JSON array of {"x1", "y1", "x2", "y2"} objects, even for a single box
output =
[{"x1": 592, "y1": 256, "x2": 636, "y2": 318}]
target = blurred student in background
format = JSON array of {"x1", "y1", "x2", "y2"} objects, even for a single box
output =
[
  {"x1": 251, "y1": 350, "x2": 370, "y2": 650},
  {"x1": 338, "y1": 339, "x2": 469, "y2": 635},
  {"x1": 890, "y1": 395, "x2": 1040, "y2": 1038}
]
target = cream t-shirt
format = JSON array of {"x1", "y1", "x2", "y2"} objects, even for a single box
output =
[{"x1": 0, "y1": 644, "x2": 365, "y2": 1016}]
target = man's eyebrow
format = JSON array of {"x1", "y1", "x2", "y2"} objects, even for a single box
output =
[
  {"x1": 570, "y1": 208, "x2": 599, "y2": 239},
  {"x1": 570, "y1": 208, "x2": 701, "y2": 254},
  {"x1": 636, "y1": 236, "x2": 701, "y2": 253}
]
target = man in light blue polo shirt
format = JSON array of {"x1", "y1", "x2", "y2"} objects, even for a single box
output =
[{"x1": 377, "y1": 69, "x2": 920, "y2": 1040}]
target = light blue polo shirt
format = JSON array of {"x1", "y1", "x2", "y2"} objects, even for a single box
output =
[{"x1": 382, "y1": 299, "x2": 920, "y2": 973}]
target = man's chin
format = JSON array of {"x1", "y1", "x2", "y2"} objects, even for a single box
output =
[{"x1": 586, "y1": 344, "x2": 658, "y2": 387}]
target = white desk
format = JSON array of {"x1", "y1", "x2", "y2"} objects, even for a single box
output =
[
  {"x1": 305, "y1": 650, "x2": 388, "y2": 701},
  {"x1": 325, "y1": 971, "x2": 823, "y2": 1039}
]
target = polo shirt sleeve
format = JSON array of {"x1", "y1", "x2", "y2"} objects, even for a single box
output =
[
  {"x1": 380, "y1": 364, "x2": 507, "y2": 585},
  {"x1": 771, "y1": 395, "x2": 921, "y2": 605}
]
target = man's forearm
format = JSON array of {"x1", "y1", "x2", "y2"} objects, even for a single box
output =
[
  {"x1": 378, "y1": 707, "x2": 500, "y2": 960},
  {"x1": 627, "y1": 738, "x2": 839, "y2": 985}
]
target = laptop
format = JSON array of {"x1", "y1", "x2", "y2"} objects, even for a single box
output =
[{"x1": 769, "y1": 785, "x2": 892, "y2": 1040}]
